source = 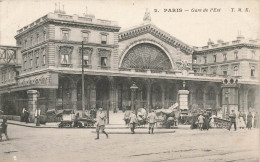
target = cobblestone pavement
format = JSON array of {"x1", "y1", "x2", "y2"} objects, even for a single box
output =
[{"x1": 0, "y1": 125, "x2": 259, "y2": 162}]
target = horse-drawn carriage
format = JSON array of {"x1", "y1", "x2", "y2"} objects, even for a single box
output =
[{"x1": 57, "y1": 109, "x2": 96, "y2": 128}]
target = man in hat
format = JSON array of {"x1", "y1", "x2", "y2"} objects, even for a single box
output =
[
  {"x1": 228, "y1": 110, "x2": 237, "y2": 131},
  {"x1": 147, "y1": 109, "x2": 157, "y2": 134},
  {"x1": 129, "y1": 110, "x2": 138, "y2": 134},
  {"x1": 95, "y1": 107, "x2": 108, "y2": 140}
]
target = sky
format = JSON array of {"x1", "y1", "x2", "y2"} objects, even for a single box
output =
[{"x1": 0, "y1": 0, "x2": 259, "y2": 47}]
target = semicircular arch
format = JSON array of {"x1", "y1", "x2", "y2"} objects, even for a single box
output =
[{"x1": 119, "y1": 40, "x2": 174, "y2": 70}]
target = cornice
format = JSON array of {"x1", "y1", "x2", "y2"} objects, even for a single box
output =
[
  {"x1": 118, "y1": 24, "x2": 193, "y2": 55},
  {"x1": 192, "y1": 59, "x2": 259, "y2": 67},
  {"x1": 194, "y1": 43, "x2": 260, "y2": 55}
]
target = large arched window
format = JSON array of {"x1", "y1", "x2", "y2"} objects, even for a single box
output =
[{"x1": 121, "y1": 43, "x2": 172, "y2": 70}]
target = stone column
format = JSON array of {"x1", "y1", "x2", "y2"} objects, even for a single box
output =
[
  {"x1": 178, "y1": 90, "x2": 189, "y2": 114},
  {"x1": 216, "y1": 91, "x2": 219, "y2": 109},
  {"x1": 90, "y1": 83, "x2": 96, "y2": 109},
  {"x1": 47, "y1": 89, "x2": 56, "y2": 110},
  {"x1": 71, "y1": 86, "x2": 77, "y2": 111},
  {"x1": 146, "y1": 81, "x2": 152, "y2": 112},
  {"x1": 203, "y1": 89, "x2": 206, "y2": 109},
  {"x1": 27, "y1": 90, "x2": 38, "y2": 122},
  {"x1": 161, "y1": 84, "x2": 165, "y2": 109},
  {"x1": 109, "y1": 78, "x2": 117, "y2": 112}
]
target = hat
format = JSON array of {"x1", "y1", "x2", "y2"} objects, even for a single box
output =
[
  {"x1": 151, "y1": 109, "x2": 154, "y2": 112},
  {"x1": 99, "y1": 107, "x2": 103, "y2": 110}
]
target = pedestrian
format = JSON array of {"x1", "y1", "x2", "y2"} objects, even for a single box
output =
[
  {"x1": 20, "y1": 107, "x2": 26, "y2": 122},
  {"x1": 129, "y1": 110, "x2": 138, "y2": 134},
  {"x1": 123, "y1": 109, "x2": 130, "y2": 126},
  {"x1": 203, "y1": 112, "x2": 210, "y2": 130},
  {"x1": 238, "y1": 111, "x2": 246, "y2": 129},
  {"x1": 95, "y1": 107, "x2": 108, "y2": 140},
  {"x1": 228, "y1": 110, "x2": 236, "y2": 131},
  {"x1": 0, "y1": 119, "x2": 9, "y2": 141},
  {"x1": 198, "y1": 114, "x2": 204, "y2": 130},
  {"x1": 254, "y1": 112, "x2": 259, "y2": 128},
  {"x1": 246, "y1": 112, "x2": 253, "y2": 130},
  {"x1": 24, "y1": 108, "x2": 29, "y2": 123},
  {"x1": 147, "y1": 109, "x2": 157, "y2": 134}
]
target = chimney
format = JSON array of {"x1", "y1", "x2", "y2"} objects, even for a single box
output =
[
  {"x1": 207, "y1": 38, "x2": 214, "y2": 46},
  {"x1": 237, "y1": 31, "x2": 245, "y2": 40},
  {"x1": 217, "y1": 39, "x2": 224, "y2": 44}
]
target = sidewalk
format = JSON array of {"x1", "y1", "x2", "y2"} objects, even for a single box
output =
[{"x1": 0, "y1": 111, "x2": 191, "y2": 130}]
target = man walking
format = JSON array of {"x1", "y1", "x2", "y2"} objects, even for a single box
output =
[
  {"x1": 147, "y1": 109, "x2": 157, "y2": 134},
  {"x1": 228, "y1": 110, "x2": 237, "y2": 131},
  {"x1": 198, "y1": 114, "x2": 204, "y2": 130},
  {"x1": 95, "y1": 107, "x2": 108, "y2": 140},
  {"x1": 129, "y1": 111, "x2": 138, "y2": 134}
]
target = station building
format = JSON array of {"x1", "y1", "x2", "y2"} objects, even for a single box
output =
[{"x1": 0, "y1": 9, "x2": 259, "y2": 121}]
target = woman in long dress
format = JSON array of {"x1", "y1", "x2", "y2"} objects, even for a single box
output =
[
  {"x1": 247, "y1": 112, "x2": 253, "y2": 129},
  {"x1": 238, "y1": 111, "x2": 246, "y2": 129}
]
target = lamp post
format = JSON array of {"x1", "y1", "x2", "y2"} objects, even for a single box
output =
[
  {"x1": 81, "y1": 41, "x2": 85, "y2": 117},
  {"x1": 130, "y1": 83, "x2": 138, "y2": 113},
  {"x1": 225, "y1": 91, "x2": 229, "y2": 119}
]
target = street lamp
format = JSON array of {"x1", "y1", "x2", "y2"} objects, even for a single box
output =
[
  {"x1": 225, "y1": 91, "x2": 229, "y2": 119},
  {"x1": 130, "y1": 83, "x2": 138, "y2": 113}
]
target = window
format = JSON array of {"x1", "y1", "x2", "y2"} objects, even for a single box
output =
[
  {"x1": 101, "y1": 57, "x2": 107, "y2": 66},
  {"x1": 30, "y1": 58, "x2": 33, "y2": 68},
  {"x1": 223, "y1": 53, "x2": 227, "y2": 61},
  {"x1": 194, "y1": 69, "x2": 197, "y2": 73},
  {"x1": 61, "y1": 29, "x2": 69, "y2": 41},
  {"x1": 193, "y1": 57, "x2": 197, "y2": 63},
  {"x1": 42, "y1": 48, "x2": 46, "y2": 65},
  {"x1": 101, "y1": 34, "x2": 107, "y2": 44},
  {"x1": 37, "y1": 34, "x2": 39, "y2": 44},
  {"x1": 213, "y1": 55, "x2": 217, "y2": 62},
  {"x1": 82, "y1": 32, "x2": 89, "y2": 42},
  {"x1": 223, "y1": 71, "x2": 227, "y2": 75},
  {"x1": 43, "y1": 31, "x2": 46, "y2": 41},
  {"x1": 251, "y1": 66, "x2": 255, "y2": 77},
  {"x1": 61, "y1": 54, "x2": 69, "y2": 64},
  {"x1": 234, "y1": 66, "x2": 238, "y2": 76},
  {"x1": 203, "y1": 69, "x2": 207, "y2": 74},
  {"x1": 36, "y1": 56, "x2": 39, "y2": 67},
  {"x1": 203, "y1": 56, "x2": 207, "y2": 64},
  {"x1": 31, "y1": 36, "x2": 33, "y2": 46},
  {"x1": 59, "y1": 46, "x2": 73, "y2": 65},
  {"x1": 23, "y1": 55, "x2": 27, "y2": 70},
  {"x1": 24, "y1": 40, "x2": 27, "y2": 48},
  {"x1": 83, "y1": 55, "x2": 89, "y2": 65},
  {"x1": 234, "y1": 51, "x2": 238, "y2": 60}
]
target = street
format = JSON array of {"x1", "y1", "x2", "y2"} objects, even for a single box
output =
[{"x1": 0, "y1": 125, "x2": 259, "y2": 162}]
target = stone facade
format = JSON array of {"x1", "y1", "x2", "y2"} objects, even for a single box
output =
[{"x1": 0, "y1": 10, "x2": 259, "y2": 120}]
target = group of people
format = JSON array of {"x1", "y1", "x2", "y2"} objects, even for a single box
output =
[
  {"x1": 228, "y1": 110, "x2": 258, "y2": 131},
  {"x1": 197, "y1": 112, "x2": 211, "y2": 130},
  {"x1": 21, "y1": 107, "x2": 30, "y2": 123}
]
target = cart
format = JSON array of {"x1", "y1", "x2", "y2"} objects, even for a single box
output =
[
  {"x1": 214, "y1": 117, "x2": 230, "y2": 129},
  {"x1": 58, "y1": 109, "x2": 75, "y2": 128}
]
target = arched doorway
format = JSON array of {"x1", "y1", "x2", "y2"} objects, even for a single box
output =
[
  {"x1": 206, "y1": 87, "x2": 216, "y2": 109},
  {"x1": 248, "y1": 89, "x2": 256, "y2": 110},
  {"x1": 151, "y1": 83, "x2": 162, "y2": 108},
  {"x1": 57, "y1": 77, "x2": 72, "y2": 109},
  {"x1": 195, "y1": 88, "x2": 203, "y2": 108},
  {"x1": 96, "y1": 78, "x2": 110, "y2": 109}
]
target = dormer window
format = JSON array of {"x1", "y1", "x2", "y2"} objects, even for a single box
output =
[
  {"x1": 193, "y1": 57, "x2": 197, "y2": 63},
  {"x1": 82, "y1": 31, "x2": 89, "y2": 42},
  {"x1": 234, "y1": 51, "x2": 238, "y2": 60},
  {"x1": 251, "y1": 66, "x2": 255, "y2": 77},
  {"x1": 36, "y1": 33, "x2": 39, "y2": 44},
  {"x1": 31, "y1": 36, "x2": 33, "y2": 46},
  {"x1": 203, "y1": 56, "x2": 207, "y2": 64},
  {"x1": 213, "y1": 55, "x2": 217, "y2": 62},
  {"x1": 24, "y1": 40, "x2": 27, "y2": 48},
  {"x1": 61, "y1": 28, "x2": 70, "y2": 41},
  {"x1": 234, "y1": 66, "x2": 238, "y2": 76},
  {"x1": 100, "y1": 33, "x2": 108, "y2": 44},
  {"x1": 223, "y1": 53, "x2": 227, "y2": 61}
]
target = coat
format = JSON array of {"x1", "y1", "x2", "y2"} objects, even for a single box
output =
[
  {"x1": 229, "y1": 112, "x2": 236, "y2": 122},
  {"x1": 198, "y1": 115, "x2": 204, "y2": 124},
  {"x1": 129, "y1": 113, "x2": 138, "y2": 124},
  {"x1": 96, "y1": 111, "x2": 106, "y2": 126},
  {"x1": 147, "y1": 112, "x2": 157, "y2": 124}
]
